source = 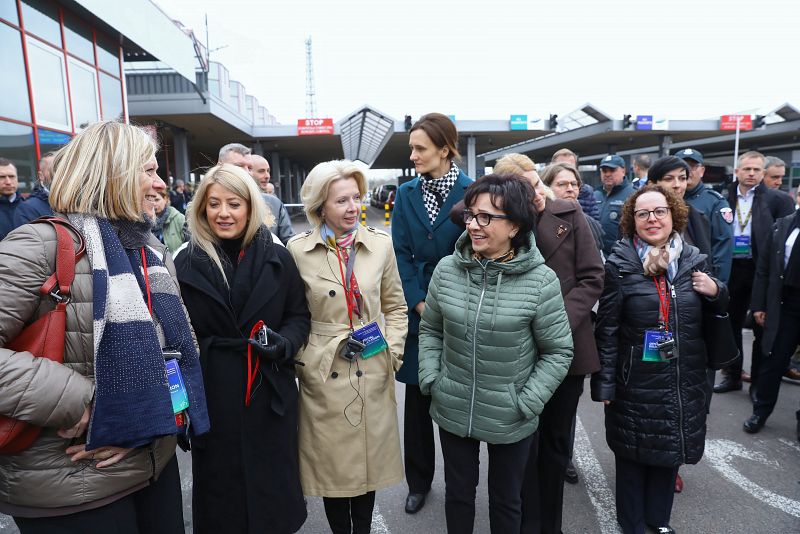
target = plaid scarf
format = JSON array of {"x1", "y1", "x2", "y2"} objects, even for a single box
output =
[
  {"x1": 68, "y1": 214, "x2": 210, "y2": 450},
  {"x1": 634, "y1": 232, "x2": 684, "y2": 282},
  {"x1": 420, "y1": 162, "x2": 459, "y2": 225}
]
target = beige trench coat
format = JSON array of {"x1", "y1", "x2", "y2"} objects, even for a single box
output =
[{"x1": 287, "y1": 225, "x2": 408, "y2": 497}]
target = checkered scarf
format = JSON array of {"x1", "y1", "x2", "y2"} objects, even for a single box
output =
[
  {"x1": 634, "y1": 232, "x2": 684, "y2": 282},
  {"x1": 420, "y1": 162, "x2": 459, "y2": 225},
  {"x1": 67, "y1": 214, "x2": 210, "y2": 450}
]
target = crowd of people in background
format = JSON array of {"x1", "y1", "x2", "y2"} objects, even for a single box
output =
[{"x1": 0, "y1": 116, "x2": 799, "y2": 534}]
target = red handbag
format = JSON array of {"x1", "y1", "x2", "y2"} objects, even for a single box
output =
[{"x1": 0, "y1": 217, "x2": 85, "y2": 454}]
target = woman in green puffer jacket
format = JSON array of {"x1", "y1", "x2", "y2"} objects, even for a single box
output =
[{"x1": 418, "y1": 173, "x2": 574, "y2": 534}]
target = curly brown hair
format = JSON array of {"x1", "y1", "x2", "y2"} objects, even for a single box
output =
[{"x1": 618, "y1": 184, "x2": 688, "y2": 238}]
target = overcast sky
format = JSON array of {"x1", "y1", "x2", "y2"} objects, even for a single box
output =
[{"x1": 155, "y1": 0, "x2": 800, "y2": 125}]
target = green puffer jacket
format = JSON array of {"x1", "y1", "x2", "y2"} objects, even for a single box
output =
[{"x1": 418, "y1": 231, "x2": 573, "y2": 444}]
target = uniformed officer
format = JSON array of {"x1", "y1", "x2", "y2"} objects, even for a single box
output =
[
  {"x1": 676, "y1": 148, "x2": 733, "y2": 283},
  {"x1": 594, "y1": 154, "x2": 634, "y2": 256}
]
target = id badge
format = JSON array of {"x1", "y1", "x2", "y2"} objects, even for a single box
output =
[
  {"x1": 733, "y1": 235, "x2": 751, "y2": 256},
  {"x1": 351, "y1": 322, "x2": 389, "y2": 360},
  {"x1": 165, "y1": 359, "x2": 190, "y2": 413},
  {"x1": 643, "y1": 330, "x2": 665, "y2": 362}
]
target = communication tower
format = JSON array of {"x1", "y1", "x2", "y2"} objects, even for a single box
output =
[{"x1": 305, "y1": 36, "x2": 317, "y2": 118}]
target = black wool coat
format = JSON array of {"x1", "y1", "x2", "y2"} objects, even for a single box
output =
[
  {"x1": 175, "y1": 228, "x2": 311, "y2": 534},
  {"x1": 591, "y1": 238, "x2": 729, "y2": 467}
]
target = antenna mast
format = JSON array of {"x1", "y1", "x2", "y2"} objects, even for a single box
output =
[{"x1": 305, "y1": 36, "x2": 317, "y2": 118}]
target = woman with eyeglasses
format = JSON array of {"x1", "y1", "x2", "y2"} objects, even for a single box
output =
[
  {"x1": 418, "y1": 174, "x2": 574, "y2": 534},
  {"x1": 591, "y1": 184, "x2": 728, "y2": 534}
]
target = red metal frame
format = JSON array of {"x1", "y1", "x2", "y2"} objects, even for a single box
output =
[
  {"x1": 92, "y1": 28, "x2": 104, "y2": 120},
  {"x1": 16, "y1": 0, "x2": 41, "y2": 163},
  {"x1": 58, "y1": 6, "x2": 76, "y2": 135}
]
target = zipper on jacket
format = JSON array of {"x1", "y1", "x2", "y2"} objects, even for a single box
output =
[
  {"x1": 467, "y1": 264, "x2": 489, "y2": 438},
  {"x1": 148, "y1": 444, "x2": 157, "y2": 479},
  {"x1": 670, "y1": 282, "x2": 686, "y2": 462}
]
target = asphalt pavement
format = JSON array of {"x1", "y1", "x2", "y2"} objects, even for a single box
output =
[{"x1": 2, "y1": 206, "x2": 799, "y2": 533}]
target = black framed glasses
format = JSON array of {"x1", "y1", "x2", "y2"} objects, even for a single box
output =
[
  {"x1": 462, "y1": 210, "x2": 511, "y2": 227},
  {"x1": 633, "y1": 207, "x2": 670, "y2": 221}
]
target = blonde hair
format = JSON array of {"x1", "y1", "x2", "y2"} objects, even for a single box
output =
[
  {"x1": 49, "y1": 121, "x2": 158, "y2": 220},
  {"x1": 301, "y1": 160, "x2": 367, "y2": 228},
  {"x1": 494, "y1": 153, "x2": 555, "y2": 200},
  {"x1": 186, "y1": 164, "x2": 271, "y2": 285},
  {"x1": 494, "y1": 153, "x2": 536, "y2": 174}
]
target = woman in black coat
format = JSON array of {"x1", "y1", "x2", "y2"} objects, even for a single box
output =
[
  {"x1": 591, "y1": 185, "x2": 728, "y2": 534},
  {"x1": 175, "y1": 164, "x2": 310, "y2": 534}
]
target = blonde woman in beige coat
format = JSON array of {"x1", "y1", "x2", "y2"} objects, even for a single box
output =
[{"x1": 287, "y1": 160, "x2": 408, "y2": 534}]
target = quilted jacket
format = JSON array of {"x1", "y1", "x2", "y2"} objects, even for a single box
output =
[
  {"x1": 591, "y1": 238, "x2": 729, "y2": 466},
  {"x1": 0, "y1": 220, "x2": 178, "y2": 517},
  {"x1": 418, "y1": 231, "x2": 573, "y2": 444}
]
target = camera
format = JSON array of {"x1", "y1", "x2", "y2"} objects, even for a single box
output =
[
  {"x1": 255, "y1": 325, "x2": 269, "y2": 348},
  {"x1": 656, "y1": 336, "x2": 675, "y2": 360},
  {"x1": 339, "y1": 336, "x2": 366, "y2": 362}
]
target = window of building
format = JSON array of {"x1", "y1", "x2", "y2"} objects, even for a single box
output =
[
  {"x1": 63, "y1": 13, "x2": 94, "y2": 65},
  {"x1": 0, "y1": 0, "x2": 19, "y2": 24},
  {"x1": 27, "y1": 37, "x2": 70, "y2": 131},
  {"x1": 68, "y1": 58, "x2": 99, "y2": 129},
  {"x1": 38, "y1": 128, "x2": 71, "y2": 161},
  {"x1": 95, "y1": 34, "x2": 120, "y2": 75},
  {"x1": 99, "y1": 72, "x2": 123, "y2": 121},
  {"x1": 0, "y1": 120, "x2": 36, "y2": 192},
  {"x1": 20, "y1": 0, "x2": 60, "y2": 47},
  {"x1": 0, "y1": 23, "x2": 31, "y2": 122}
]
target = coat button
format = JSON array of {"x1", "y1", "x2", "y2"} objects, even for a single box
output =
[
  {"x1": 427, "y1": 233, "x2": 433, "y2": 240},
  {"x1": 356, "y1": 370, "x2": 363, "y2": 377},
  {"x1": 329, "y1": 289, "x2": 336, "y2": 297},
  {"x1": 331, "y1": 372, "x2": 338, "y2": 379}
]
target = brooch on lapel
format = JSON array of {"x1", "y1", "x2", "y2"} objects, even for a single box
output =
[{"x1": 557, "y1": 224, "x2": 567, "y2": 238}]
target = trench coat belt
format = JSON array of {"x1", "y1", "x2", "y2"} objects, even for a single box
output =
[{"x1": 309, "y1": 319, "x2": 351, "y2": 382}]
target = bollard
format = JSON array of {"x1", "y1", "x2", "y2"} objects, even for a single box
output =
[
  {"x1": 361, "y1": 204, "x2": 367, "y2": 226},
  {"x1": 384, "y1": 203, "x2": 390, "y2": 226}
]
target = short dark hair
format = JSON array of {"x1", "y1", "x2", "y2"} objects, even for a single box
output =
[
  {"x1": 0, "y1": 157, "x2": 14, "y2": 168},
  {"x1": 619, "y1": 184, "x2": 688, "y2": 238},
  {"x1": 464, "y1": 173, "x2": 537, "y2": 250},
  {"x1": 647, "y1": 156, "x2": 690, "y2": 183},
  {"x1": 633, "y1": 154, "x2": 652, "y2": 170},
  {"x1": 410, "y1": 113, "x2": 461, "y2": 161}
]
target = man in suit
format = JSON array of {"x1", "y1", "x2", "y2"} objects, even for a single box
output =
[{"x1": 714, "y1": 151, "x2": 795, "y2": 393}]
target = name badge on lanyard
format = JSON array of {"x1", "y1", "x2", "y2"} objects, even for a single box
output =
[
  {"x1": 643, "y1": 276, "x2": 676, "y2": 362},
  {"x1": 733, "y1": 235, "x2": 751, "y2": 256},
  {"x1": 351, "y1": 322, "x2": 389, "y2": 359}
]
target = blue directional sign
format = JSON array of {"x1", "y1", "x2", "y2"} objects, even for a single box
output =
[
  {"x1": 510, "y1": 114, "x2": 528, "y2": 130},
  {"x1": 636, "y1": 115, "x2": 653, "y2": 130}
]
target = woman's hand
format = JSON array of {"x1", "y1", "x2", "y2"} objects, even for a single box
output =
[
  {"x1": 603, "y1": 400, "x2": 611, "y2": 406},
  {"x1": 753, "y1": 311, "x2": 766, "y2": 326},
  {"x1": 691, "y1": 271, "x2": 719, "y2": 297},
  {"x1": 57, "y1": 404, "x2": 91, "y2": 439},
  {"x1": 415, "y1": 301, "x2": 425, "y2": 315},
  {"x1": 66, "y1": 444, "x2": 132, "y2": 468}
]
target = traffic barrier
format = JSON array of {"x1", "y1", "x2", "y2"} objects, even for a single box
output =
[
  {"x1": 384, "y1": 203, "x2": 390, "y2": 226},
  {"x1": 361, "y1": 204, "x2": 367, "y2": 226}
]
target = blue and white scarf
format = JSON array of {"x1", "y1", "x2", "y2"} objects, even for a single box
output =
[{"x1": 68, "y1": 214, "x2": 210, "y2": 450}]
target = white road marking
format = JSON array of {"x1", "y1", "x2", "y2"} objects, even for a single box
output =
[
  {"x1": 778, "y1": 438, "x2": 800, "y2": 455},
  {"x1": 704, "y1": 439, "x2": 800, "y2": 518},
  {"x1": 371, "y1": 503, "x2": 390, "y2": 533},
  {"x1": 574, "y1": 416, "x2": 622, "y2": 534}
]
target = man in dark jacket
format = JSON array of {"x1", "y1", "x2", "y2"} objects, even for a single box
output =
[
  {"x1": 714, "y1": 151, "x2": 795, "y2": 393},
  {"x1": 594, "y1": 155, "x2": 634, "y2": 256},
  {"x1": 0, "y1": 158, "x2": 23, "y2": 240},
  {"x1": 14, "y1": 152, "x2": 55, "y2": 228},
  {"x1": 169, "y1": 179, "x2": 191, "y2": 214}
]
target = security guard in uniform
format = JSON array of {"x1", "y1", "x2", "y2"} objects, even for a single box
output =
[
  {"x1": 676, "y1": 148, "x2": 733, "y2": 282},
  {"x1": 594, "y1": 154, "x2": 634, "y2": 256}
]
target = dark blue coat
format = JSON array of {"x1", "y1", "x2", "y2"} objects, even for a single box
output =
[
  {"x1": 0, "y1": 193, "x2": 23, "y2": 241},
  {"x1": 594, "y1": 178, "x2": 634, "y2": 256},
  {"x1": 391, "y1": 170, "x2": 472, "y2": 384},
  {"x1": 684, "y1": 182, "x2": 733, "y2": 283},
  {"x1": 13, "y1": 187, "x2": 52, "y2": 228}
]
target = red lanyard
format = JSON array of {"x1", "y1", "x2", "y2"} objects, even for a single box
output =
[
  {"x1": 141, "y1": 248, "x2": 153, "y2": 316},
  {"x1": 653, "y1": 275, "x2": 671, "y2": 331},
  {"x1": 334, "y1": 245, "x2": 356, "y2": 331},
  {"x1": 244, "y1": 321, "x2": 263, "y2": 406}
]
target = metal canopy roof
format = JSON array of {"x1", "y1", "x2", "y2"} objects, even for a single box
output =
[{"x1": 338, "y1": 106, "x2": 396, "y2": 166}]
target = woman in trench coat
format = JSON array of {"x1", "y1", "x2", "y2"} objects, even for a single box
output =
[
  {"x1": 287, "y1": 159, "x2": 408, "y2": 534},
  {"x1": 175, "y1": 164, "x2": 310, "y2": 534}
]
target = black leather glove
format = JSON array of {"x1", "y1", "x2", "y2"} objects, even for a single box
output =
[{"x1": 248, "y1": 327, "x2": 288, "y2": 362}]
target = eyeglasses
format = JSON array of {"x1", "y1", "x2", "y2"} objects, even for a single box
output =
[
  {"x1": 552, "y1": 180, "x2": 579, "y2": 189},
  {"x1": 633, "y1": 207, "x2": 670, "y2": 221},
  {"x1": 462, "y1": 210, "x2": 511, "y2": 227}
]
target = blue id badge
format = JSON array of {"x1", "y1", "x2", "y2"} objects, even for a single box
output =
[
  {"x1": 165, "y1": 358, "x2": 190, "y2": 413},
  {"x1": 733, "y1": 235, "x2": 751, "y2": 256},
  {"x1": 351, "y1": 322, "x2": 389, "y2": 360},
  {"x1": 643, "y1": 330, "x2": 667, "y2": 362}
]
